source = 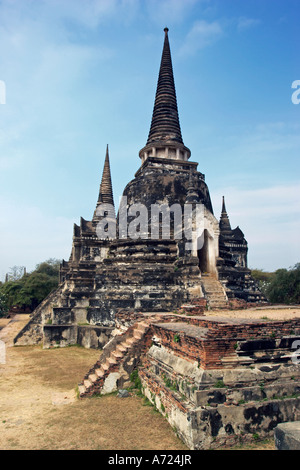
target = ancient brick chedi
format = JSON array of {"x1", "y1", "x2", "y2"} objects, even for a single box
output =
[
  {"x1": 14, "y1": 28, "x2": 300, "y2": 451},
  {"x1": 14, "y1": 27, "x2": 264, "y2": 347}
]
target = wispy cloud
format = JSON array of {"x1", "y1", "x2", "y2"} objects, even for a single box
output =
[
  {"x1": 35, "y1": 0, "x2": 139, "y2": 30},
  {"x1": 179, "y1": 19, "x2": 223, "y2": 56},
  {"x1": 145, "y1": 0, "x2": 204, "y2": 25},
  {"x1": 237, "y1": 16, "x2": 261, "y2": 32},
  {"x1": 212, "y1": 182, "x2": 300, "y2": 271},
  {"x1": 0, "y1": 197, "x2": 74, "y2": 281}
]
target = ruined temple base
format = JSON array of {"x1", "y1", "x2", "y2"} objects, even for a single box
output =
[{"x1": 74, "y1": 308, "x2": 300, "y2": 450}]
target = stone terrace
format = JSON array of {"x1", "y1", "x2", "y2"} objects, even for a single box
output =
[
  {"x1": 77, "y1": 309, "x2": 300, "y2": 449},
  {"x1": 138, "y1": 313, "x2": 300, "y2": 449}
]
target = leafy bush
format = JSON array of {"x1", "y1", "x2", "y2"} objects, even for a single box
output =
[
  {"x1": 0, "y1": 258, "x2": 61, "y2": 312},
  {"x1": 266, "y1": 264, "x2": 300, "y2": 304},
  {"x1": 0, "y1": 291, "x2": 8, "y2": 317},
  {"x1": 251, "y1": 263, "x2": 300, "y2": 304}
]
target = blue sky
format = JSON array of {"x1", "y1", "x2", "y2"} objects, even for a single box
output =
[{"x1": 0, "y1": 0, "x2": 299, "y2": 280}]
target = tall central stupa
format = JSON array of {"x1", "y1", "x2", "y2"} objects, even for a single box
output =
[{"x1": 14, "y1": 28, "x2": 264, "y2": 348}]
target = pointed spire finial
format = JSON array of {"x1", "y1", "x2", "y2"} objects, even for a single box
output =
[
  {"x1": 219, "y1": 196, "x2": 231, "y2": 232},
  {"x1": 146, "y1": 27, "x2": 183, "y2": 146},
  {"x1": 139, "y1": 28, "x2": 191, "y2": 163},
  {"x1": 94, "y1": 145, "x2": 114, "y2": 209},
  {"x1": 221, "y1": 196, "x2": 226, "y2": 213},
  {"x1": 92, "y1": 145, "x2": 115, "y2": 223}
]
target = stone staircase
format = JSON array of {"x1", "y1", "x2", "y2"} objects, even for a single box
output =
[
  {"x1": 78, "y1": 319, "x2": 151, "y2": 397},
  {"x1": 200, "y1": 275, "x2": 228, "y2": 309}
]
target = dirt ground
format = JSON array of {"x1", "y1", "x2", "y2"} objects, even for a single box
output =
[
  {"x1": 0, "y1": 315, "x2": 188, "y2": 450},
  {"x1": 205, "y1": 305, "x2": 300, "y2": 321},
  {"x1": 1, "y1": 307, "x2": 299, "y2": 451}
]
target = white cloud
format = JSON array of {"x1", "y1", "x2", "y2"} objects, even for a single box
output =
[
  {"x1": 179, "y1": 20, "x2": 223, "y2": 56},
  {"x1": 145, "y1": 0, "x2": 202, "y2": 25},
  {"x1": 237, "y1": 16, "x2": 261, "y2": 32},
  {"x1": 0, "y1": 197, "x2": 74, "y2": 281},
  {"x1": 52, "y1": 0, "x2": 140, "y2": 29},
  {"x1": 203, "y1": 121, "x2": 300, "y2": 185},
  {"x1": 212, "y1": 183, "x2": 300, "y2": 271}
]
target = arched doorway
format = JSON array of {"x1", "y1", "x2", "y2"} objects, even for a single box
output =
[
  {"x1": 198, "y1": 229, "x2": 209, "y2": 273},
  {"x1": 197, "y1": 229, "x2": 217, "y2": 275}
]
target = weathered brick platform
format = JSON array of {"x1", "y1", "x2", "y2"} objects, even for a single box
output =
[
  {"x1": 78, "y1": 311, "x2": 300, "y2": 449},
  {"x1": 139, "y1": 315, "x2": 300, "y2": 449}
]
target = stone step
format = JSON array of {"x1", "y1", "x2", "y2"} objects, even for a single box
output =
[
  {"x1": 88, "y1": 373, "x2": 98, "y2": 383},
  {"x1": 112, "y1": 350, "x2": 123, "y2": 360},
  {"x1": 206, "y1": 295, "x2": 226, "y2": 301},
  {"x1": 78, "y1": 384, "x2": 86, "y2": 396},
  {"x1": 136, "y1": 322, "x2": 149, "y2": 332},
  {"x1": 208, "y1": 299, "x2": 228, "y2": 305},
  {"x1": 202, "y1": 282, "x2": 224, "y2": 288},
  {"x1": 84, "y1": 379, "x2": 92, "y2": 389},
  {"x1": 124, "y1": 337, "x2": 136, "y2": 346},
  {"x1": 133, "y1": 331, "x2": 144, "y2": 340},
  {"x1": 106, "y1": 356, "x2": 118, "y2": 367},
  {"x1": 101, "y1": 362, "x2": 109, "y2": 372},
  {"x1": 207, "y1": 304, "x2": 228, "y2": 310},
  {"x1": 79, "y1": 323, "x2": 149, "y2": 398},
  {"x1": 201, "y1": 277, "x2": 228, "y2": 309},
  {"x1": 95, "y1": 368, "x2": 104, "y2": 377},
  {"x1": 203, "y1": 288, "x2": 226, "y2": 295},
  {"x1": 116, "y1": 343, "x2": 129, "y2": 353}
]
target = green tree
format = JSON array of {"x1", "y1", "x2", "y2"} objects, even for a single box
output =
[
  {"x1": 0, "y1": 288, "x2": 8, "y2": 317},
  {"x1": 35, "y1": 258, "x2": 61, "y2": 277},
  {"x1": 0, "y1": 259, "x2": 61, "y2": 312},
  {"x1": 250, "y1": 268, "x2": 275, "y2": 298},
  {"x1": 265, "y1": 264, "x2": 300, "y2": 304},
  {"x1": 251, "y1": 269, "x2": 275, "y2": 283},
  {"x1": 16, "y1": 272, "x2": 58, "y2": 311}
]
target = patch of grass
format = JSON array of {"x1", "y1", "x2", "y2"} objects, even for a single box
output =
[
  {"x1": 214, "y1": 380, "x2": 226, "y2": 388},
  {"x1": 173, "y1": 334, "x2": 180, "y2": 343},
  {"x1": 142, "y1": 397, "x2": 153, "y2": 407},
  {"x1": 162, "y1": 374, "x2": 178, "y2": 392},
  {"x1": 129, "y1": 369, "x2": 144, "y2": 398},
  {"x1": 228, "y1": 438, "x2": 274, "y2": 451}
]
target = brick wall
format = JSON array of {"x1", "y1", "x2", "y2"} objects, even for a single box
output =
[{"x1": 151, "y1": 318, "x2": 300, "y2": 369}]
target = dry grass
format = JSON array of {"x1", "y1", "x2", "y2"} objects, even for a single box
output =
[{"x1": 0, "y1": 317, "x2": 187, "y2": 450}]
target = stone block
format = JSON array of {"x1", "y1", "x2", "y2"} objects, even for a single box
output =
[
  {"x1": 274, "y1": 422, "x2": 300, "y2": 450},
  {"x1": 77, "y1": 325, "x2": 113, "y2": 349},
  {"x1": 52, "y1": 307, "x2": 73, "y2": 324},
  {"x1": 43, "y1": 325, "x2": 78, "y2": 348}
]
